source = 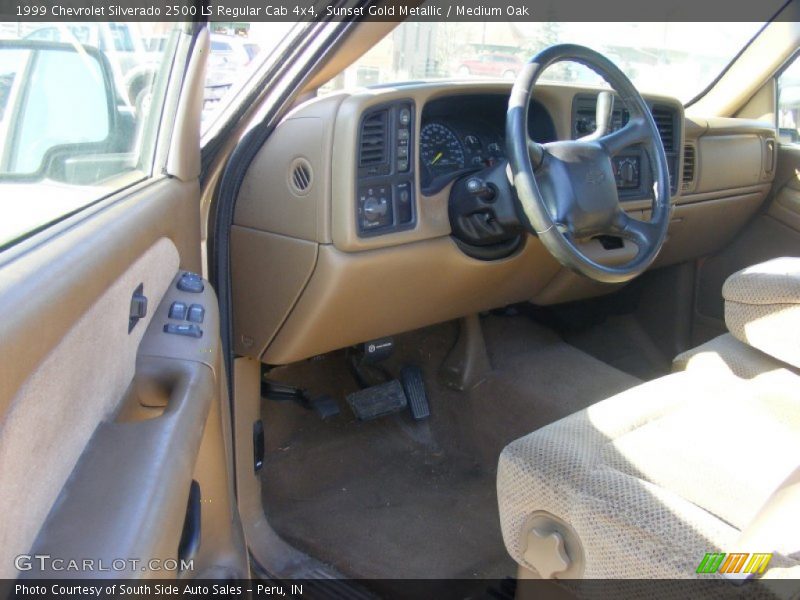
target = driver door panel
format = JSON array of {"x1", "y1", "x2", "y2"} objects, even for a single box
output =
[{"x1": 0, "y1": 28, "x2": 246, "y2": 580}]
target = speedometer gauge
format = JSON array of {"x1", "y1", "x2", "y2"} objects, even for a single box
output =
[{"x1": 419, "y1": 123, "x2": 465, "y2": 177}]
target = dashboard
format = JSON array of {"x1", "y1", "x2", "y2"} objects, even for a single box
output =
[{"x1": 232, "y1": 80, "x2": 777, "y2": 365}]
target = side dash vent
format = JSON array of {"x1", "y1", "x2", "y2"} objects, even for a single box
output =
[
  {"x1": 359, "y1": 110, "x2": 388, "y2": 166},
  {"x1": 288, "y1": 157, "x2": 313, "y2": 196},
  {"x1": 682, "y1": 144, "x2": 696, "y2": 192}
]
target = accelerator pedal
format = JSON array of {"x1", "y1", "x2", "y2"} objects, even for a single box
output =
[
  {"x1": 346, "y1": 380, "x2": 407, "y2": 421},
  {"x1": 401, "y1": 365, "x2": 430, "y2": 420}
]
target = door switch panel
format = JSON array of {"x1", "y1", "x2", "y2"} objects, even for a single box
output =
[{"x1": 139, "y1": 271, "x2": 218, "y2": 369}]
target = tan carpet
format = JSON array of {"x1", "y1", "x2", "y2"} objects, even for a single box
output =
[{"x1": 260, "y1": 314, "x2": 640, "y2": 580}]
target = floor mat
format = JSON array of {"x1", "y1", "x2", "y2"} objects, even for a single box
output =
[{"x1": 260, "y1": 315, "x2": 641, "y2": 580}]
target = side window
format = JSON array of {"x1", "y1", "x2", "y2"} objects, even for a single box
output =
[
  {"x1": 0, "y1": 22, "x2": 181, "y2": 249},
  {"x1": 777, "y1": 55, "x2": 800, "y2": 144}
]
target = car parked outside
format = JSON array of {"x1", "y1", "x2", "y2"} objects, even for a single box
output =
[{"x1": 457, "y1": 52, "x2": 523, "y2": 79}]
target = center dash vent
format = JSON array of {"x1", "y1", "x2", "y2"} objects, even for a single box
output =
[
  {"x1": 288, "y1": 157, "x2": 313, "y2": 196},
  {"x1": 652, "y1": 107, "x2": 675, "y2": 152},
  {"x1": 359, "y1": 110, "x2": 388, "y2": 166},
  {"x1": 682, "y1": 144, "x2": 696, "y2": 191}
]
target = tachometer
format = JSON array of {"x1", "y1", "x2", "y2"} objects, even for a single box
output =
[{"x1": 419, "y1": 122, "x2": 465, "y2": 177}]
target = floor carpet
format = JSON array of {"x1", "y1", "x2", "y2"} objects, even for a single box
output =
[{"x1": 260, "y1": 314, "x2": 641, "y2": 580}]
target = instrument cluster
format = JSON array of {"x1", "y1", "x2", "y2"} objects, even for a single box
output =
[
  {"x1": 419, "y1": 94, "x2": 557, "y2": 191},
  {"x1": 419, "y1": 121, "x2": 505, "y2": 187}
]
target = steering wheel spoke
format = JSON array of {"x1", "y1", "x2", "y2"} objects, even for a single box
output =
[
  {"x1": 599, "y1": 117, "x2": 649, "y2": 156},
  {"x1": 527, "y1": 137, "x2": 544, "y2": 168},
  {"x1": 610, "y1": 211, "x2": 659, "y2": 249}
]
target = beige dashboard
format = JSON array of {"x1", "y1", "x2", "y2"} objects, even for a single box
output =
[{"x1": 232, "y1": 81, "x2": 776, "y2": 365}]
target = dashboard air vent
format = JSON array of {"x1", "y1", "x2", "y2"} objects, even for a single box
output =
[
  {"x1": 652, "y1": 108, "x2": 674, "y2": 152},
  {"x1": 682, "y1": 145, "x2": 696, "y2": 191},
  {"x1": 359, "y1": 110, "x2": 388, "y2": 166},
  {"x1": 288, "y1": 157, "x2": 313, "y2": 196}
]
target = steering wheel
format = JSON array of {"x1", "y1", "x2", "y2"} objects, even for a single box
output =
[{"x1": 506, "y1": 44, "x2": 671, "y2": 284}]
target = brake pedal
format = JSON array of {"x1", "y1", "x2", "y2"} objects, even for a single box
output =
[
  {"x1": 401, "y1": 366, "x2": 430, "y2": 420},
  {"x1": 346, "y1": 380, "x2": 407, "y2": 421}
]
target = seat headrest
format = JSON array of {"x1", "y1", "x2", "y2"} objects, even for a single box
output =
[{"x1": 723, "y1": 257, "x2": 800, "y2": 369}]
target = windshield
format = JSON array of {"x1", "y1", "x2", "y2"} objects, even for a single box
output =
[{"x1": 323, "y1": 22, "x2": 764, "y2": 104}]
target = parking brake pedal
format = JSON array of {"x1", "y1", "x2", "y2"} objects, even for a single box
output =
[
  {"x1": 401, "y1": 366, "x2": 430, "y2": 420},
  {"x1": 346, "y1": 380, "x2": 407, "y2": 421},
  {"x1": 262, "y1": 381, "x2": 340, "y2": 419}
]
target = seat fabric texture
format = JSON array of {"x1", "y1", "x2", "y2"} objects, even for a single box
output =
[
  {"x1": 724, "y1": 257, "x2": 800, "y2": 369},
  {"x1": 498, "y1": 366, "x2": 800, "y2": 579},
  {"x1": 672, "y1": 333, "x2": 790, "y2": 380}
]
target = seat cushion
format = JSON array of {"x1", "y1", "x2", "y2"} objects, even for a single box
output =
[
  {"x1": 497, "y1": 369, "x2": 800, "y2": 578},
  {"x1": 672, "y1": 333, "x2": 790, "y2": 380},
  {"x1": 724, "y1": 257, "x2": 800, "y2": 369}
]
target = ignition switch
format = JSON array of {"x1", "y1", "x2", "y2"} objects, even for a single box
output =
[{"x1": 465, "y1": 177, "x2": 496, "y2": 202}]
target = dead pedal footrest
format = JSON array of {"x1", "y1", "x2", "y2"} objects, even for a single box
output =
[{"x1": 346, "y1": 380, "x2": 407, "y2": 421}]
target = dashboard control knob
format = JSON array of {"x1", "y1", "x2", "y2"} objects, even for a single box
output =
[
  {"x1": 620, "y1": 161, "x2": 635, "y2": 183},
  {"x1": 363, "y1": 196, "x2": 388, "y2": 221},
  {"x1": 613, "y1": 156, "x2": 639, "y2": 189}
]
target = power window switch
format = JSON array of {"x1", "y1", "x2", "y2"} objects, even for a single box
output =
[
  {"x1": 163, "y1": 323, "x2": 203, "y2": 338},
  {"x1": 187, "y1": 304, "x2": 205, "y2": 323},
  {"x1": 177, "y1": 272, "x2": 204, "y2": 293},
  {"x1": 168, "y1": 301, "x2": 188, "y2": 320}
]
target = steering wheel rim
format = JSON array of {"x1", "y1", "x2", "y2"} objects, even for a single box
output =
[{"x1": 506, "y1": 44, "x2": 671, "y2": 284}]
